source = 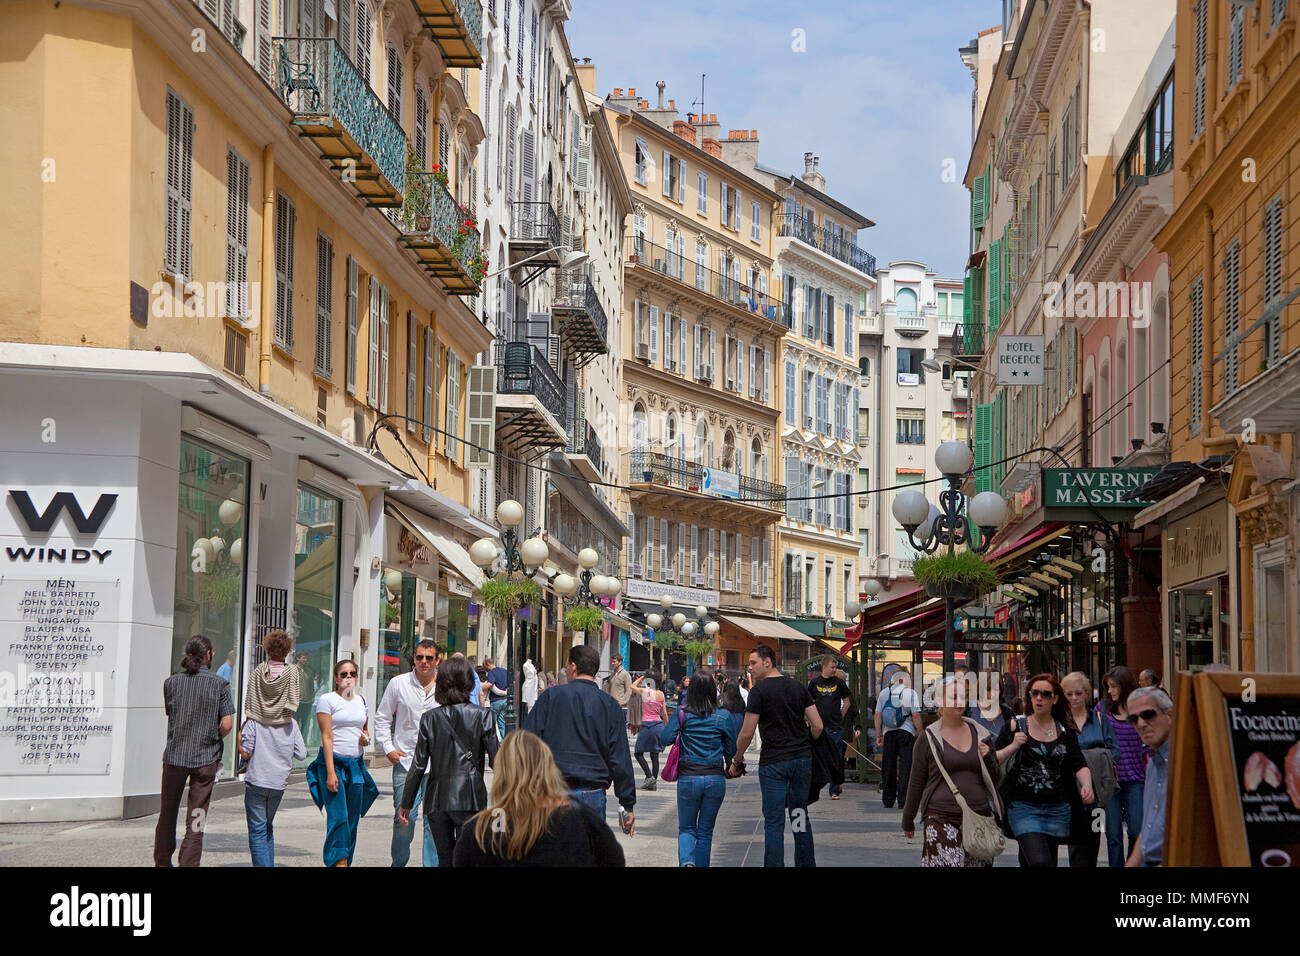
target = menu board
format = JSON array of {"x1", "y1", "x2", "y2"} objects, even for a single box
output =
[
  {"x1": 0, "y1": 577, "x2": 119, "y2": 775},
  {"x1": 1223, "y1": 697, "x2": 1300, "y2": 867}
]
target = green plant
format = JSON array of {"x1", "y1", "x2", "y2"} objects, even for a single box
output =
[
  {"x1": 399, "y1": 142, "x2": 432, "y2": 231},
  {"x1": 564, "y1": 605, "x2": 606, "y2": 633},
  {"x1": 652, "y1": 631, "x2": 679, "y2": 651},
  {"x1": 683, "y1": 640, "x2": 714, "y2": 661},
  {"x1": 199, "y1": 571, "x2": 241, "y2": 610},
  {"x1": 477, "y1": 576, "x2": 540, "y2": 618},
  {"x1": 911, "y1": 549, "x2": 999, "y2": 596},
  {"x1": 382, "y1": 603, "x2": 400, "y2": 629}
]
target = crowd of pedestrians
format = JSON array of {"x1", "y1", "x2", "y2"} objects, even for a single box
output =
[{"x1": 155, "y1": 626, "x2": 1173, "y2": 869}]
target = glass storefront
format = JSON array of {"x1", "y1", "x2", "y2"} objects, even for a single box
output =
[
  {"x1": 293, "y1": 485, "x2": 340, "y2": 756},
  {"x1": 376, "y1": 568, "x2": 441, "y2": 706},
  {"x1": 1170, "y1": 579, "x2": 1228, "y2": 674},
  {"x1": 171, "y1": 436, "x2": 250, "y2": 777}
]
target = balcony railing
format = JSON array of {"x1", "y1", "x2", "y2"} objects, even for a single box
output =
[
  {"x1": 396, "y1": 172, "x2": 481, "y2": 294},
  {"x1": 408, "y1": 0, "x2": 483, "y2": 67},
  {"x1": 627, "y1": 237, "x2": 782, "y2": 322},
  {"x1": 511, "y1": 200, "x2": 562, "y2": 248},
  {"x1": 777, "y1": 212, "x2": 876, "y2": 276},
  {"x1": 629, "y1": 450, "x2": 785, "y2": 506},
  {"x1": 271, "y1": 37, "x2": 405, "y2": 205},
  {"x1": 554, "y1": 267, "x2": 609, "y2": 355},
  {"x1": 894, "y1": 310, "x2": 929, "y2": 331},
  {"x1": 494, "y1": 341, "x2": 566, "y2": 424},
  {"x1": 953, "y1": 322, "x2": 987, "y2": 360},
  {"x1": 566, "y1": 416, "x2": 604, "y2": 476}
]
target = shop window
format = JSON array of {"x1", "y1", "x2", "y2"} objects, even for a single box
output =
[
  {"x1": 293, "y1": 485, "x2": 340, "y2": 760},
  {"x1": 171, "y1": 436, "x2": 250, "y2": 778}
]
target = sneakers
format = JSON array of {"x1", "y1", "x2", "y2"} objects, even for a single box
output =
[{"x1": 640, "y1": 777, "x2": 657, "y2": 791}]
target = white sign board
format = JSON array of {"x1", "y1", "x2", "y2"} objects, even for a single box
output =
[
  {"x1": 997, "y1": 335, "x2": 1044, "y2": 385},
  {"x1": 702, "y1": 468, "x2": 738, "y2": 499},
  {"x1": 0, "y1": 577, "x2": 120, "y2": 775},
  {"x1": 624, "y1": 578, "x2": 720, "y2": 608}
]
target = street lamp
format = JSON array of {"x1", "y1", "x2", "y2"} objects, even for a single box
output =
[
  {"x1": 890, "y1": 440, "x2": 1009, "y2": 673},
  {"x1": 646, "y1": 594, "x2": 717, "y2": 673},
  {"x1": 469, "y1": 499, "x2": 551, "y2": 733},
  {"x1": 553, "y1": 545, "x2": 621, "y2": 634}
]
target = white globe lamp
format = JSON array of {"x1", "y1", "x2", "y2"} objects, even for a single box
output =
[
  {"x1": 892, "y1": 489, "x2": 931, "y2": 529},
  {"x1": 218, "y1": 499, "x2": 243, "y2": 526},
  {"x1": 578, "y1": 547, "x2": 599, "y2": 569},
  {"x1": 659, "y1": 594, "x2": 674, "y2": 610},
  {"x1": 647, "y1": 613, "x2": 663, "y2": 630},
  {"x1": 935, "y1": 440, "x2": 974, "y2": 478},
  {"x1": 469, "y1": 538, "x2": 499, "y2": 568},
  {"x1": 681, "y1": 621, "x2": 697, "y2": 637},
  {"x1": 383, "y1": 569, "x2": 404, "y2": 592},
  {"x1": 672, "y1": 612, "x2": 686, "y2": 629},
  {"x1": 496, "y1": 499, "x2": 524, "y2": 528},
  {"x1": 969, "y1": 492, "x2": 1010, "y2": 531},
  {"x1": 864, "y1": 578, "x2": 883, "y2": 597},
  {"x1": 520, "y1": 536, "x2": 549, "y2": 569},
  {"x1": 553, "y1": 573, "x2": 577, "y2": 595},
  {"x1": 704, "y1": 621, "x2": 720, "y2": 637}
]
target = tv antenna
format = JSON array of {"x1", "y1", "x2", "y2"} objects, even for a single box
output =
[{"x1": 690, "y1": 74, "x2": 706, "y2": 119}]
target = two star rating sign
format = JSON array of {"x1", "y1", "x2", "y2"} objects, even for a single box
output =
[{"x1": 996, "y1": 335, "x2": 1045, "y2": 386}]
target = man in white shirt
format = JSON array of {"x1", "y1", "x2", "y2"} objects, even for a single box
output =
[
  {"x1": 375, "y1": 639, "x2": 441, "y2": 866},
  {"x1": 873, "y1": 671, "x2": 922, "y2": 809}
]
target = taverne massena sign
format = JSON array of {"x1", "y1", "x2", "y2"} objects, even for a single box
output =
[{"x1": 1041, "y1": 468, "x2": 1159, "y2": 521}]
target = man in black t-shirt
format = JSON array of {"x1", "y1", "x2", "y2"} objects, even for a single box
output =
[
  {"x1": 807, "y1": 656, "x2": 851, "y2": 799},
  {"x1": 730, "y1": 644, "x2": 824, "y2": 867}
]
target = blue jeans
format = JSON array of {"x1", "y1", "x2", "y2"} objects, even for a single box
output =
[
  {"x1": 244, "y1": 784, "x2": 284, "y2": 867},
  {"x1": 1105, "y1": 779, "x2": 1145, "y2": 868},
  {"x1": 391, "y1": 764, "x2": 438, "y2": 867},
  {"x1": 490, "y1": 698, "x2": 508, "y2": 741},
  {"x1": 826, "y1": 728, "x2": 845, "y2": 796},
  {"x1": 676, "y1": 774, "x2": 726, "y2": 866},
  {"x1": 757, "y1": 756, "x2": 815, "y2": 867},
  {"x1": 572, "y1": 787, "x2": 607, "y2": 819}
]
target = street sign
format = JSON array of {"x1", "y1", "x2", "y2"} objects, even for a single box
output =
[{"x1": 997, "y1": 335, "x2": 1044, "y2": 385}]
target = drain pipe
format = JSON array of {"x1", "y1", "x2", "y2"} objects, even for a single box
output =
[{"x1": 258, "y1": 143, "x2": 276, "y2": 395}]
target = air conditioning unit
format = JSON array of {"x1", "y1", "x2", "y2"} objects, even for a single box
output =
[
  {"x1": 664, "y1": 569, "x2": 676, "y2": 583},
  {"x1": 636, "y1": 342, "x2": 650, "y2": 360},
  {"x1": 693, "y1": 573, "x2": 705, "y2": 587},
  {"x1": 629, "y1": 563, "x2": 642, "y2": 577},
  {"x1": 654, "y1": 258, "x2": 667, "y2": 274},
  {"x1": 723, "y1": 579, "x2": 733, "y2": 591},
  {"x1": 696, "y1": 364, "x2": 713, "y2": 382}
]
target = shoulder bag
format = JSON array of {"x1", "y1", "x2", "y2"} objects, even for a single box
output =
[
  {"x1": 661, "y1": 708, "x2": 685, "y2": 782},
  {"x1": 924, "y1": 721, "x2": 1006, "y2": 861}
]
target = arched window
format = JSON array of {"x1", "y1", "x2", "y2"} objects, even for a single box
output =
[
  {"x1": 896, "y1": 287, "x2": 918, "y2": 315},
  {"x1": 751, "y1": 436, "x2": 766, "y2": 482},
  {"x1": 1115, "y1": 338, "x2": 1129, "y2": 454},
  {"x1": 632, "y1": 402, "x2": 647, "y2": 449},
  {"x1": 1152, "y1": 292, "x2": 1169, "y2": 434},
  {"x1": 722, "y1": 430, "x2": 736, "y2": 473},
  {"x1": 666, "y1": 412, "x2": 678, "y2": 450},
  {"x1": 694, "y1": 419, "x2": 710, "y2": 467},
  {"x1": 1097, "y1": 356, "x2": 1112, "y2": 464}
]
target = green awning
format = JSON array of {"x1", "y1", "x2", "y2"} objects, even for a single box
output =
[{"x1": 778, "y1": 617, "x2": 828, "y2": 638}]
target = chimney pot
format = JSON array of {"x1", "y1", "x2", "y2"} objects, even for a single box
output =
[
  {"x1": 656, "y1": 80, "x2": 666, "y2": 108},
  {"x1": 750, "y1": 129, "x2": 757, "y2": 138},
  {"x1": 804, "y1": 152, "x2": 814, "y2": 172},
  {"x1": 613, "y1": 88, "x2": 623, "y2": 96},
  {"x1": 629, "y1": 87, "x2": 636, "y2": 96},
  {"x1": 668, "y1": 99, "x2": 675, "y2": 109}
]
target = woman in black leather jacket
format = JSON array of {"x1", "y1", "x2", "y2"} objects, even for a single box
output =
[{"x1": 398, "y1": 656, "x2": 499, "y2": 866}]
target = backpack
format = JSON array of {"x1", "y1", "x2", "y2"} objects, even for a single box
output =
[{"x1": 880, "y1": 685, "x2": 912, "y2": 730}]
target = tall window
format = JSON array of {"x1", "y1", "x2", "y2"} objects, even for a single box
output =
[
  {"x1": 896, "y1": 287, "x2": 918, "y2": 315},
  {"x1": 293, "y1": 485, "x2": 340, "y2": 764}
]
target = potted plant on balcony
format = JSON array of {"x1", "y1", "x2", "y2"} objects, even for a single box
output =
[
  {"x1": 400, "y1": 143, "x2": 431, "y2": 233},
  {"x1": 911, "y1": 549, "x2": 999, "y2": 603},
  {"x1": 564, "y1": 605, "x2": 606, "y2": 642}
]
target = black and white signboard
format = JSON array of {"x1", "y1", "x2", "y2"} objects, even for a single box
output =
[{"x1": 997, "y1": 335, "x2": 1044, "y2": 385}]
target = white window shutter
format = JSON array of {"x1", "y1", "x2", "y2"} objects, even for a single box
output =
[
  {"x1": 709, "y1": 329, "x2": 716, "y2": 372},
  {"x1": 762, "y1": 538, "x2": 770, "y2": 596},
  {"x1": 733, "y1": 189, "x2": 741, "y2": 230},
  {"x1": 679, "y1": 316, "x2": 687, "y2": 371},
  {"x1": 724, "y1": 334, "x2": 731, "y2": 384},
  {"x1": 698, "y1": 172, "x2": 707, "y2": 214},
  {"x1": 346, "y1": 257, "x2": 358, "y2": 395},
  {"x1": 445, "y1": 351, "x2": 461, "y2": 463},
  {"x1": 693, "y1": 323, "x2": 701, "y2": 373},
  {"x1": 659, "y1": 517, "x2": 668, "y2": 580},
  {"x1": 256, "y1": 0, "x2": 273, "y2": 83},
  {"x1": 406, "y1": 312, "x2": 417, "y2": 430},
  {"x1": 691, "y1": 525, "x2": 700, "y2": 581},
  {"x1": 677, "y1": 159, "x2": 686, "y2": 204},
  {"x1": 506, "y1": 106, "x2": 517, "y2": 203},
  {"x1": 367, "y1": 278, "x2": 380, "y2": 407},
  {"x1": 649, "y1": 305, "x2": 659, "y2": 362},
  {"x1": 677, "y1": 521, "x2": 686, "y2": 579},
  {"x1": 751, "y1": 536, "x2": 759, "y2": 595},
  {"x1": 422, "y1": 329, "x2": 435, "y2": 443},
  {"x1": 379, "y1": 286, "x2": 390, "y2": 413},
  {"x1": 763, "y1": 348, "x2": 771, "y2": 401},
  {"x1": 662, "y1": 149, "x2": 672, "y2": 197},
  {"x1": 315, "y1": 233, "x2": 333, "y2": 376},
  {"x1": 712, "y1": 529, "x2": 720, "y2": 588},
  {"x1": 749, "y1": 345, "x2": 757, "y2": 396},
  {"x1": 355, "y1": 0, "x2": 371, "y2": 86},
  {"x1": 737, "y1": 336, "x2": 744, "y2": 393},
  {"x1": 520, "y1": 126, "x2": 535, "y2": 204}
]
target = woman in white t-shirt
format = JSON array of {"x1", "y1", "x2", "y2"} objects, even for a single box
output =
[{"x1": 311, "y1": 660, "x2": 379, "y2": 866}]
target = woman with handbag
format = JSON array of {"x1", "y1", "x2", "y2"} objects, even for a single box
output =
[
  {"x1": 1062, "y1": 672, "x2": 1120, "y2": 866},
  {"x1": 631, "y1": 675, "x2": 668, "y2": 790},
  {"x1": 658, "y1": 668, "x2": 737, "y2": 867},
  {"x1": 397, "y1": 655, "x2": 499, "y2": 866},
  {"x1": 901, "y1": 675, "x2": 1005, "y2": 867},
  {"x1": 995, "y1": 673, "x2": 1095, "y2": 867}
]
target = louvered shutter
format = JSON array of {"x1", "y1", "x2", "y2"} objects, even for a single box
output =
[
  {"x1": 433, "y1": 337, "x2": 442, "y2": 451},
  {"x1": 736, "y1": 336, "x2": 745, "y2": 392},
  {"x1": 446, "y1": 351, "x2": 461, "y2": 463},
  {"x1": 406, "y1": 312, "x2": 417, "y2": 430},
  {"x1": 1190, "y1": 277, "x2": 1204, "y2": 435},
  {"x1": 379, "y1": 287, "x2": 390, "y2": 413},
  {"x1": 691, "y1": 525, "x2": 700, "y2": 583},
  {"x1": 763, "y1": 349, "x2": 771, "y2": 401},
  {"x1": 367, "y1": 278, "x2": 380, "y2": 407},
  {"x1": 649, "y1": 305, "x2": 658, "y2": 362},
  {"x1": 677, "y1": 159, "x2": 686, "y2": 204},
  {"x1": 520, "y1": 127, "x2": 535, "y2": 205},
  {"x1": 467, "y1": 366, "x2": 495, "y2": 467},
  {"x1": 733, "y1": 189, "x2": 741, "y2": 230},
  {"x1": 751, "y1": 536, "x2": 759, "y2": 595},
  {"x1": 749, "y1": 345, "x2": 757, "y2": 398},
  {"x1": 1264, "y1": 196, "x2": 1284, "y2": 367},
  {"x1": 972, "y1": 174, "x2": 986, "y2": 230},
  {"x1": 422, "y1": 329, "x2": 435, "y2": 442},
  {"x1": 353, "y1": 0, "x2": 371, "y2": 85},
  {"x1": 576, "y1": 123, "x2": 590, "y2": 192},
  {"x1": 256, "y1": 0, "x2": 273, "y2": 83},
  {"x1": 414, "y1": 87, "x2": 428, "y2": 170},
  {"x1": 387, "y1": 45, "x2": 402, "y2": 120},
  {"x1": 1224, "y1": 241, "x2": 1240, "y2": 394},
  {"x1": 679, "y1": 314, "x2": 687, "y2": 370},
  {"x1": 709, "y1": 329, "x2": 716, "y2": 374},
  {"x1": 974, "y1": 403, "x2": 993, "y2": 493},
  {"x1": 346, "y1": 257, "x2": 359, "y2": 394},
  {"x1": 988, "y1": 238, "x2": 1001, "y2": 330},
  {"x1": 315, "y1": 233, "x2": 333, "y2": 376},
  {"x1": 677, "y1": 521, "x2": 686, "y2": 581},
  {"x1": 165, "y1": 90, "x2": 194, "y2": 279},
  {"x1": 720, "y1": 532, "x2": 729, "y2": 589},
  {"x1": 225, "y1": 147, "x2": 250, "y2": 321},
  {"x1": 711, "y1": 529, "x2": 719, "y2": 588},
  {"x1": 506, "y1": 106, "x2": 517, "y2": 203},
  {"x1": 659, "y1": 518, "x2": 668, "y2": 581},
  {"x1": 693, "y1": 324, "x2": 701, "y2": 375},
  {"x1": 662, "y1": 150, "x2": 672, "y2": 197},
  {"x1": 274, "y1": 192, "x2": 295, "y2": 350},
  {"x1": 762, "y1": 538, "x2": 770, "y2": 597}
]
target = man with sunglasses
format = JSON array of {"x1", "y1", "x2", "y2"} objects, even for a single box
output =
[
  {"x1": 375, "y1": 639, "x2": 442, "y2": 866},
  {"x1": 1123, "y1": 686, "x2": 1174, "y2": 867}
]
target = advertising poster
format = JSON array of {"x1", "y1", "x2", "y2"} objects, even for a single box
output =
[{"x1": 1223, "y1": 697, "x2": 1300, "y2": 867}]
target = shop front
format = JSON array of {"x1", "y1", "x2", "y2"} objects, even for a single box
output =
[{"x1": 1163, "y1": 497, "x2": 1233, "y2": 676}]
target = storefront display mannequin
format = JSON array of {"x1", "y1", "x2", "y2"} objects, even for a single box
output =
[{"x1": 523, "y1": 658, "x2": 539, "y2": 714}]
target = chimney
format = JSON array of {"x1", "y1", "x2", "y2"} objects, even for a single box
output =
[
  {"x1": 575, "y1": 59, "x2": 597, "y2": 97},
  {"x1": 702, "y1": 138, "x2": 722, "y2": 159},
  {"x1": 802, "y1": 151, "x2": 826, "y2": 191},
  {"x1": 629, "y1": 87, "x2": 636, "y2": 97},
  {"x1": 722, "y1": 127, "x2": 761, "y2": 173},
  {"x1": 673, "y1": 119, "x2": 698, "y2": 148},
  {"x1": 696, "y1": 112, "x2": 721, "y2": 143},
  {"x1": 656, "y1": 81, "x2": 665, "y2": 108}
]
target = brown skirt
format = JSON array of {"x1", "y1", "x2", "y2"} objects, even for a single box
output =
[{"x1": 921, "y1": 812, "x2": 995, "y2": 868}]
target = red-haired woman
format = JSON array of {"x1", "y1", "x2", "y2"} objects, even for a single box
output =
[{"x1": 995, "y1": 673, "x2": 1095, "y2": 867}]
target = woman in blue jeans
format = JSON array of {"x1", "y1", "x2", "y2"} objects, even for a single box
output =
[
  {"x1": 1098, "y1": 666, "x2": 1145, "y2": 866},
  {"x1": 659, "y1": 667, "x2": 737, "y2": 867}
]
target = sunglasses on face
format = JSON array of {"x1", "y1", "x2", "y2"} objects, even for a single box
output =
[
  {"x1": 414, "y1": 654, "x2": 436, "y2": 661},
  {"x1": 337, "y1": 671, "x2": 357, "y2": 679},
  {"x1": 1126, "y1": 708, "x2": 1160, "y2": 725},
  {"x1": 1029, "y1": 689, "x2": 1055, "y2": 699}
]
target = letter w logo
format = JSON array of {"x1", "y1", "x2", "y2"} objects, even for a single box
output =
[{"x1": 8, "y1": 491, "x2": 118, "y2": 534}]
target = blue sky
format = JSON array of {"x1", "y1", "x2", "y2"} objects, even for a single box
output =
[{"x1": 566, "y1": 0, "x2": 998, "y2": 278}]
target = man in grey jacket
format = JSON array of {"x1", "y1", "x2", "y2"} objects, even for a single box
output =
[{"x1": 606, "y1": 654, "x2": 633, "y2": 734}]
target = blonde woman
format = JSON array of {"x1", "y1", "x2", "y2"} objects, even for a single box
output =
[{"x1": 453, "y1": 731, "x2": 625, "y2": 867}]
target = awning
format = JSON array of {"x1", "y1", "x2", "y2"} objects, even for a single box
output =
[
  {"x1": 385, "y1": 502, "x2": 486, "y2": 589},
  {"x1": 1132, "y1": 477, "x2": 1205, "y2": 528},
  {"x1": 719, "y1": 614, "x2": 815, "y2": 643},
  {"x1": 604, "y1": 608, "x2": 645, "y2": 640},
  {"x1": 988, "y1": 523, "x2": 1068, "y2": 570}
]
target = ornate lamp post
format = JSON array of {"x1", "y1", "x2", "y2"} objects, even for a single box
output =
[
  {"x1": 553, "y1": 547, "x2": 623, "y2": 654},
  {"x1": 889, "y1": 440, "x2": 1009, "y2": 673},
  {"x1": 646, "y1": 596, "x2": 718, "y2": 674},
  {"x1": 469, "y1": 499, "x2": 549, "y2": 734}
]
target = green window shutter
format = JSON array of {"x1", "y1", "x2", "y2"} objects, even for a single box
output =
[
  {"x1": 972, "y1": 175, "x2": 987, "y2": 230},
  {"x1": 962, "y1": 274, "x2": 972, "y2": 327},
  {"x1": 975, "y1": 403, "x2": 993, "y2": 494},
  {"x1": 1002, "y1": 223, "x2": 1011, "y2": 308},
  {"x1": 971, "y1": 267, "x2": 984, "y2": 340},
  {"x1": 988, "y1": 239, "x2": 1001, "y2": 329},
  {"x1": 993, "y1": 391, "x2": 1005, "y2": 488}
]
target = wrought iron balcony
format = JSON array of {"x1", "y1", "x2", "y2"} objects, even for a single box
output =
[
  {"x1": 408, "y1": 0, "x2": 483, "y2": 67},
  {"x1": 396, "y1": 172, "x2": 481, "y2": 295},
  {"x1": 553, "y1": 267, "x2": 609, "y2": 362},
  {"x1": 626, "y1": 237, "x2": 783, "y2": 323},
  {"x1": 494, "y1": 341, "x2": 566, "y2": 446},
  {"x1": 509, "y1": 201, "x2": 562, "y2": 264},
  {"x1": 777, "y1": 213, "x2": 876, "y2": 276},
  {"x1": 271, "y1": 37, "x2": 405, "y2": 207},
  {"x1": 566, "y1": 416, "x2": 604, "y2": 482},
  {"x1": 953, "y1": 322, "x2": 986, "y2": 362},
  {"x1": 628, "y1": 451, "x2": 785, "y2": 507}
]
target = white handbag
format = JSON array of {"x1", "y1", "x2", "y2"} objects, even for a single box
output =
[{"x1": 924, "y1": 722, "x2": 1006, "y2": 862}]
